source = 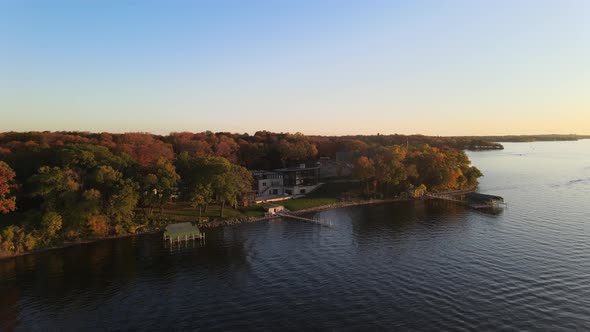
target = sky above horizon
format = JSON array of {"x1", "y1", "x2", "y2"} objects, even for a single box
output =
[{"x1": 1, "y1": 1, "x2": 588, "y2": 136}]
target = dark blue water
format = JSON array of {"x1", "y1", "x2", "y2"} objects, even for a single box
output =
[{"x1": 1, "y1": 141, "x2": 589, "y2": 331}]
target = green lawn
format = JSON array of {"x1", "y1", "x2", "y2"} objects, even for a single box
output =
[
  {"x1": 281, "y1": 197, "x2": 339, "y2": 211},
  {"x1": 157, "y1": 201, "x2": 264, "y2": 223},
  {"x1": 154, "y1": 181, "x2": 360, "y2": 220},
  {"x1": 281, "y1": 181, "x2": 360, "y2": 211}
]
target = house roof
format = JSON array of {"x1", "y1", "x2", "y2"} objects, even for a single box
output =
[{"x1": 274, "y1": 165, "x2": 320, "y2": 172}]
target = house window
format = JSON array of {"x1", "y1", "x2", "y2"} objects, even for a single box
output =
[{"x1": 262, "y1": 182, "x2": 267, "y2": 187}]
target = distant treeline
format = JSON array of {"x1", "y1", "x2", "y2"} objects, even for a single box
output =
[
  {"x1": 0, "y1": 132, "x2": 502, "y2": 172},
  {"x1": 454, "y1": 134, "x2": 590, "y2": 143},
  {"x1": 311, "y1": 134, "x2": 504, "y2": 152},
  {"x1": 0, "y1": 131, "x2": 484, "y2": 256}
]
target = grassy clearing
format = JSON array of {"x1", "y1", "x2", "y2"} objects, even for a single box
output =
[
  {"x1": 281, "y1": 197, "x2": 338, "y2": 211},
  {"x1": 152, "y1": 181, "x2": 360, "y2": 221},
  {"x1": 281, "y1": 181, "x2": 360, "y2": 211},
  {"x1": 156, "y1": 201, "x2": 265, "y2": 223},
  {"x1": 240, "y1": 204, "x2": 266, "y2": 217}
]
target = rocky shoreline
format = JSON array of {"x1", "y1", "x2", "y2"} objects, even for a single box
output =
[
  {"x1": 289, "y1": 197, "x2": 415, "y2": 215},
  {"x1": 199, "y1": 197, "x2": 418, "y2": 228},
  {"x1": 198, "y1": 188, "x2": 476, "y2": 228}
]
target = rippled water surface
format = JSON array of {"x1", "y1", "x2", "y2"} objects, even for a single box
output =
[{"x1": 1, "y1": 141, "x2": 589, "y2": 331}]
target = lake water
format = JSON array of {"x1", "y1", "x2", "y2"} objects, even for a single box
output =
[{"x1": 1, "y1": 141, "x2": 589, "y2": 331}]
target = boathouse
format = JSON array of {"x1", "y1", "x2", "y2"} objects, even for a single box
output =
[{"x1": 163, "y1": 222, "x2": 204, "y2": 244}]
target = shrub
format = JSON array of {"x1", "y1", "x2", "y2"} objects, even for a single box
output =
[
  {"x1": 41, "y1": 211, "x2": 63, "y2": 237},
  {"x1": 86, "y1": 215, "x2": 109, "y2": 236}
]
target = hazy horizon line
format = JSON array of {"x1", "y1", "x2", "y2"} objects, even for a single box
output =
[{"x1": 1, "y1": 129, "x2": 588, "y2": 138}]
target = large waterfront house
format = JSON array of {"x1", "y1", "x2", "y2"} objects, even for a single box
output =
[{"x1": 251, "y1": 163, "x2": 321, "y2": 202}]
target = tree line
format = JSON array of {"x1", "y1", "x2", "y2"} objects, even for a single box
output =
[{"x1": 0, "y1": 139, "x2": 254, "y2": 255}]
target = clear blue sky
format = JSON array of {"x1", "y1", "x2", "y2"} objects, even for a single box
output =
[{"x1": 1, "y1": 1, "x2": 588, "y2": 135}]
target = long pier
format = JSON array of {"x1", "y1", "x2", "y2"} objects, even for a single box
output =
[
  {"x1": 426, "y1": 192, "x2": 469, "y2": 203},
  {"x1": 276, "y1": 213, "x2": 335, "y2": 228},
  {"x1": 426, "y1": 191, "x2": 506, "y2": 209}
]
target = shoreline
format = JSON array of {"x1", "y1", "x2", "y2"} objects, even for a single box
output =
[
  {"x1": 0, "y1": 193, "x2": 464, "y2": 260},
  {"x1": 288, "y1": 197, "x2": 416, "y2": 215},
  {"x1": 0, "y1": 229, "x2": 163, "y2": 261},
  {"x1": 197, "y1": 197, "x2": 418, "y2": 228}
]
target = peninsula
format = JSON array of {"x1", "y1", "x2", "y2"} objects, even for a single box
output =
[{"x1": 0, "y1": 130, "x2": 494, "y2": 257}]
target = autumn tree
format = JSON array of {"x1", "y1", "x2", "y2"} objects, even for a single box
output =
[
  {"x1": 353, "y1": 156, "x2": 376, "y2": 196},
  {"x1": 41, "y1": 211, "x2": 62, "y2": 237},
  {"x1": 353, "y1": 145, "x2": 409, "y2": 197},
  {"x1": 373, "y1": 145, "x2": 408, "y2": 195},
  {"x1": 0, "y1": 161, "x2": 17, "y2": 214},
  {"x1": 0, "y1": 225, "x2": 37, "y2": 254},
  {"x1": 168, "y1": 132, "x2": 212, "y2": 157}
]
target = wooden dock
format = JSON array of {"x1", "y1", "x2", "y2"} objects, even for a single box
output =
[
  {"x1": 276, "y1": 213, "x2": 335, "y2": 228},
  {"x1": 426, "y1": 191, "x2": 506, "y2": 209}
]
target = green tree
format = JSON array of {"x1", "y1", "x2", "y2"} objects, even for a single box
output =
[
  {"x1": 105, "y1": 178, "x2": 139, "y2": 234},
  {"x1": 87, "y1": 166, "x2": 140, "y2": 234},
  {"x1": 41, "y1": 211, "x2": 63, "y2": 237},
  {"x1": 177, "y1": 154, "x2": 244, "y2": 218},
  {"x1": 29, "y1": 166, "x2": 80, "y2": 211},
  {"x1": 138, "y1": 157, "x2": 180, "y2": 215},
  {"x1": 189, "y1": 183, "x2": 213, "y2": 222},
  {"x1": 213, "y1": 162, "x2": 253, "y2": 217}
]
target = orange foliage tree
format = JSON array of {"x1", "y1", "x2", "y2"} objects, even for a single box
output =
[
  {"x1": 0, "y1": 161, "x2": 16, "y2": 214},
  {"x1": 86, "y1": 215, "x2": 109, "y2": 236}
]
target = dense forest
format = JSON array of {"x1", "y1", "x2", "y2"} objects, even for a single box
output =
[{"x1": 0, "y1": 131, "x2": 485, "y2": 256}]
